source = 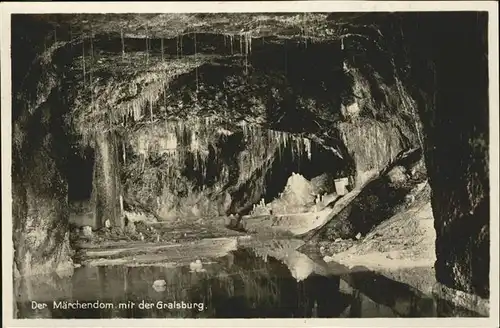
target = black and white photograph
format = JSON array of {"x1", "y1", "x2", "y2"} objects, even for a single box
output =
[{"x1": 2, "y1": 1, "x2": 498, "y2": 325}]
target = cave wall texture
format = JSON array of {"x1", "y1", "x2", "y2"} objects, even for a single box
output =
[
  {"x1": 12, "y1": 25, "x2": 75, "y2": 275},
  {"x1": 10, "y1": 12, "x2": 490, "y2": 300},
  {"x1": 92, "y1": 131, "x2": 123, "y2": 228},
  {"x1": 400, "y1": 12, "x2": 490, "y2": 299}
]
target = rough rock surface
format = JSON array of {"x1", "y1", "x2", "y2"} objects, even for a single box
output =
[
  {"x1": 12, "y1": 98, "x2": 74, "y2": 276},
  {"x1": 307, "y1": 150, "x2": 426, "y2": 241},
  {"x1": 324, "y1": 182, "x2": 435, "y2": 269},
  {"x1": 402, "y1": 12, "x2": 490, "y2": 298}
]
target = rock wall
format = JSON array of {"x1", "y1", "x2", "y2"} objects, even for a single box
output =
[
  {"x1": 336, "y1": 119, "x2": 409, "y2": 186},
  {"x1": 405, "y1": 13, "x2": 490, "y2": 299},
  {"x1": 10, "y1": 22, "x2": 84, "y2": 275},
  {"x1": 337, "y1": 12, "x2": 490, "y2": 299},
  {"x1": 335, "y1": 27, "x2": 422, "y2": 185},
  {"x1": 12, "y1": 93, "x2": 74, "y2": 276},
  {"x1": 310, "y1": 149, "x2": 425, "y2": 241}
]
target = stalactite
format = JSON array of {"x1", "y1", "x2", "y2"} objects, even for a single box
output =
[
  {"x1": 90, "y1": 25, "x2": 94, "y2": 111},
  {"x1": 176, "y1": 35, "x2": 181, "y2": 59},
  {"x1": 163, "y1": 82, "x2": 167, "y2": 110},
  {"x1": 121, "y1": 28, "x2": 125, "y2": 59},
  {"x1": 149, "y1": 96, "x2": 153, "y2": 122},
  {"x1": 304, "y1": 138, "x2": 312, "y2": 160},
  {"x1": 194, "y1": 32, "x2": 198, "y2": 93},
  {"x1": 145, "y1": 27, "x2": 149, "y2": 65},
  {"x1": 161, "y1": 37, "x2": 165, "y2": 62},
  {"x1": 284, "y1": 40, "x2": 288, "y2": 75},
  {"x1": 54, "y1": 25, "x2": 57, "y2": 44},
  {"x1": 180, "y1": 34, "x2": 183, "y2": 56},
  {"x1": 69, "y1": 27, "x2": 73, "y2": 48},
  {"x1": 89, "y1": 28, "x2": 94, "y2": 67},
  {"x1": 303, "y1": 13, "x2": 308, "y2": 49},
  {"x1": 82, "y1": 30, "x2": 86, "y2": 86},
  {"x1": 243, "y1": 33, "x2": 250, "y2": 75},
  {"x1": 120, "y1": 195, "x2": 125, "y2": 215},
  {"x1": 122, "y1": 140, "x2": 126, "y2": 164},
  {"x1": 230, "y1": 34, "x2": 234, "y2": 55}
]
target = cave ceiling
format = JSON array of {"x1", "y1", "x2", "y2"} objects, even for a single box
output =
[
  {"x1": 33, "y1": 13, "x2": 380, "y2": 39},
  {"x1": 18, "y1": 13, "x2": 397, "y2": 154}
]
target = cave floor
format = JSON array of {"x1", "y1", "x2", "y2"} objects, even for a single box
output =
[
  {"x1": 72, "y1": 217, "x2": 247, "y2": 266},
  {"x1": 15, "y1": 229, "x2": 485, "y2": 319}
]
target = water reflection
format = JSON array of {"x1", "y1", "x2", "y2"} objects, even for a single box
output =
[{"x1": 14, "y1": 243, "x2": 484, "y2": 318}]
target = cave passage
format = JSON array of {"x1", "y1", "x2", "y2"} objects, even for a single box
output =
[
  {"x1": 67, "y1": 145, "x2": 95, "y2": 202},
  {"x1": 231, "y1": 134, "x2": 353, "y2": 216},
  {"x1": 262, "y1": 139, "x2": 350, "y2": 203}
]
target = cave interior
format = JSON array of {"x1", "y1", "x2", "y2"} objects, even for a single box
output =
[{"x1": 10, "y1": 12, "x2": 490, "y2": 311}]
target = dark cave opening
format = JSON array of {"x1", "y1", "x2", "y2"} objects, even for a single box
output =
[
  {"x1": 231, "y1": 135, "x2": 353, "y2": 216},
  {"x1": 262, "y1": 140, "x2": 351, "y2": 204},
  {"x1": 67, "y1": 145, "x2": 95, "y2": 202}
]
